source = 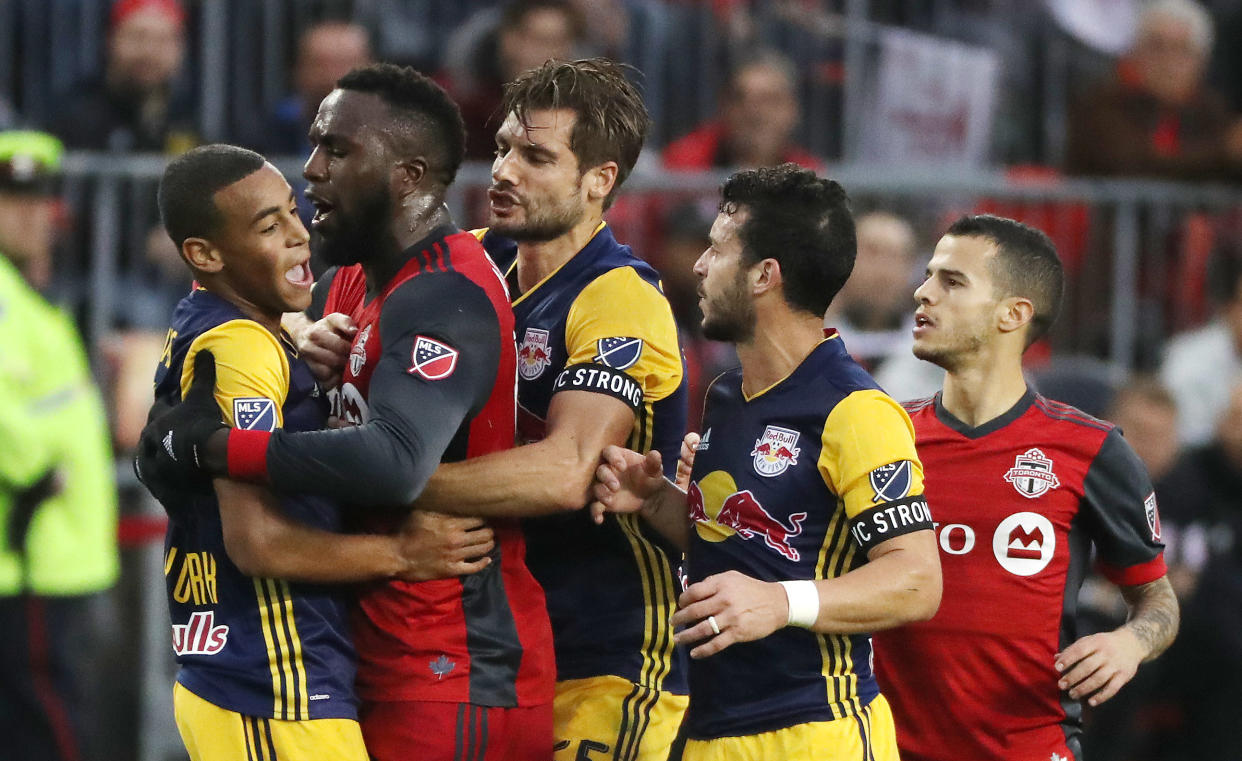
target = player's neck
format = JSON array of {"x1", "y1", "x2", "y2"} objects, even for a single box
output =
[
  {"x1": 365, "y1": 204, "x2": 452, "y2": 296},
  {"x1": 940, "y1": 349, "x2": 1028, "y2": 428},
  {"x1": 201, "y1": 281, "x2": 282, "y2": 336},
  {"x1": 515, "y1": 213, "x2": 605, "y2": 294},
  {"x1": 736, "y1": 308, "x2": 825, "y2": 398}
]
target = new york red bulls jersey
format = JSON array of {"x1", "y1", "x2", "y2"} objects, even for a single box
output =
[
  {"x1": 313, "y1": 225, "x2": 555, "y2": 708},
  {"x1": 154, "y1": 289, "x2": 357, "y2": 720},
  {"x1": 480, "y1": 223, "x2": 690, "y2": 696},
  {"x1": 874, "y1": 390, "x2": 1167, "y2": 761},
  {"x1": 685, "y1": 333, "x2": 932, "y2": 739}
]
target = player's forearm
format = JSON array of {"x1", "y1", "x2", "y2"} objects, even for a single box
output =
[
  {"x1": 808, "y1": 531, "x2": 941, "y2": 634},
  {"x1": 639, "y1": 479, "x2": 690, "y2": 550},
  {"x1": 416, "y1": 437, "x2": 593, "y2": 517},
  {"x1": 217, "y1": 481, "x2": 406, "y2": 583},
  {"x1": 1119, "y1": 575, "x2": 1179, "y2": 662}
]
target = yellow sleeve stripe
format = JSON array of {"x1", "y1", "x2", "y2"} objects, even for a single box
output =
[
  {"x1": 183, "y1": 320, "x2": 290, "y2": 429},
  {"x1": 817, "y1": 389, "x2": 924, "y2": 520},
  {"x1": 564, "y1": 267, "x2": 683, "y2": 402}
]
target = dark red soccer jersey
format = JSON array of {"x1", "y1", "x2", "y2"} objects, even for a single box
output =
[
  {"x1": 874, "y1": 390, "x2": 1166, "y2": 761},
  {"x1": 304, "y1": 226, "x2": 554, "y2": 708}
]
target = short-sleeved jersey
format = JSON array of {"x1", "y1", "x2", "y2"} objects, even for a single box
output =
[
  {"x1": 480, "y1": 223, "x2": 690, "y2": 695},
  {"x1": 874, "y1": 390, "x2": 1168, "y2": 761},
  {"x1": 312, "y1": 225, "x2": 555, "y2": 708},
  {"x1": 684, "y1": 333, "x2": 931, "y2": 739},
  {"x1": 153, "y1": 289, "x2": 357, "y2": 721}
]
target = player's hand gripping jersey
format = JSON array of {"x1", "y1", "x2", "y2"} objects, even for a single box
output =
[
  {"x1": 875, "y1": 391, "x2": 1167, "y2": 761},
  {"x1": 154, "y1": 289, "x2": 357, "y2": 721},
  {"x1": 683, "y1": 331, "x2": 931, "y2": 739},
  {"x1": 480, "y1": 223, "x2": 690, "y2": 698}
]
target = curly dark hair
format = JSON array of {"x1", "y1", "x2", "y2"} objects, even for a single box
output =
[
  {"x1": 501, "y1": 57, "x2": 650, "y2": 210},
  {"x1": 337, "y1": 63, "x2": 467, "y2": 185},
  {"x1": 720, "y1": 163, "x2": 856, "y2": 317}
]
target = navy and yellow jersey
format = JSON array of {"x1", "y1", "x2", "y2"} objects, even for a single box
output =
[
  {"x1": 684, "y1": 332, "x2": 932, "y2": 740},
  {"x1": 153, "y1": 289, "x2": 357, "y2": 721},
  {"x1": 479, "y1": 224, "x2": 690, "y2": 694}
]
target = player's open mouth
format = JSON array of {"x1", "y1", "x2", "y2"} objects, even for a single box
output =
[
  {"x1": 488, "y1": 188, "x2": 519, "y2": 215},
  {"x1": 306, "y1": 191, "x2": 335, "y2": 228},
  {"x1": 913, "y1": 312, "x2": 932, "y2": 336},
  {"x1": 285, "y1": 261, "x2": 314, "y2": 288}
]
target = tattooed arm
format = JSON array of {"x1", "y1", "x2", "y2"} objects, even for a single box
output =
[{"x1": 1054, "y1": 576, "x2": 1180, "y2": 706}]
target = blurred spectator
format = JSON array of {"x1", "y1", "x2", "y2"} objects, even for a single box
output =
[
  {"x1": 1161, "y1": 242, "x2": 1242, "y2": 446},
  {"x1": 256, "y1": 20, "x2": 373, "y2": 157},
  {"x1": 1153, "y1": 378, "x2": 1242, "y2": 761},
  {"x1": 440, "y1": 0, "x2": 583, "y2": 160},
  {"x1": 657, "y1": 199, "x2": 736, "y2": 427},
  {"x1": 663, "y1": 50, "x2": 822, "y2": 171},
  {"x1": 826, "y1": 210, "x2": 919, "y2": 370},
  {"x1": 1065, "y1": 0, "x2": 1242, "y2": 180},
  {"x1": 48, "y1": 0, "x2": 198, "y2": 153},
  {"x1": 0, "y1": 131, "x2": 119, "y2": 761}
]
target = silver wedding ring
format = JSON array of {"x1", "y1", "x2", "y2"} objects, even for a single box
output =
[{"x1": 707, "y1": 615, "x2": 721, "y2": 635}]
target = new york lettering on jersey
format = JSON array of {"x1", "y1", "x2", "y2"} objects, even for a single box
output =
[
  {"x1": 685, "y1": 333, "x2": 930, "y2": 740},
  {"x1": 315, "y1": 225, "x2": 554, "y2": 708},
  {"x1": 154, "y1": 289, "x2": 356, "y2": 721},
  {"x1": 875, "y1": 390, "x2": 1167, "y2": 761},
  {"x1": 480, "y1": 223, "x2": 690, "y2": 699}
]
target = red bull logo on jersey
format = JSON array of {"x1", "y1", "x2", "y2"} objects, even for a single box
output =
[
  {"x1": 750, "y1": 426, "x2": 801, "y2": 477},
  {"x1": 349, "y1": 324, "x2": 371, "y2": 378},
  {"x1": 690, "y1": 471, "x2": 808, "y2": 561},
  {"x1": 172, "y1": 610, "x2": 229, "y2": 656},
  {"x1": 1003, "y1": 448, "x2": 1060, "y2": 498},
  {"x1": 518, "y1": 327, "x2": 552, "y2": 380},
  {"x1": 991, "y1": 511, "x2": 1056, "y2": 575}
]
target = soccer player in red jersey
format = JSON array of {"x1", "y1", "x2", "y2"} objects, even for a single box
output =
[
  {"x1": 138, "y1": 64, "x2": 555, "y2": 761},
  {"x1": 873, "y1": 215, "x2": 1179, "y2": 761}
]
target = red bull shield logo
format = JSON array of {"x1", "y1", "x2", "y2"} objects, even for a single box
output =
[
  {"x1": 518, "y1": 327, "x2": 552, "y2": 380},
  {"x1": 750, "y1": 425, "x2": 801, "y2": 477},
  {"x1": 689, "y1": 470, "x2": 808, "y2": 561}
]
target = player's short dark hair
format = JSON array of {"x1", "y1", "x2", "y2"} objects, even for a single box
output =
[
  {"x1": 720, "y1": 163, "x2": 855, "y2": 317},
  {"x1": 158, "y1": 143, "x2": 266, "y2": 248},
  {"x1": 945, "y1": 214, "x2": 1064, "y2": 346},
  {"x1": 337, "y1": 63, "x2": 467, "y2": 185},
  {"x1": 501, "y1": 57, "x2": 650, "y2": 210}
]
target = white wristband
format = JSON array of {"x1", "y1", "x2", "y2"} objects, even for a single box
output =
[{"x1": 779, "y1": 580, "x2": 820, "y2": 628}]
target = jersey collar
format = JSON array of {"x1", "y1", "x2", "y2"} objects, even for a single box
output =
[{"x1": 933, "y1": 386, "x2": 1036, "y2": 439}]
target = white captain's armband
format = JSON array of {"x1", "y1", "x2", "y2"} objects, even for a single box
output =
[
  {"x1": 553, "y1": 362, "x2": 644, "y2": 412},
  {"x1": 849, "y1": 495, "x2": 934, "y2": 553}
]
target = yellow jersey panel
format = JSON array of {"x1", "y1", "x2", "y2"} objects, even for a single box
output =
[{"x1": 182, "y1": 319, "x2": 290, "y2": 429}]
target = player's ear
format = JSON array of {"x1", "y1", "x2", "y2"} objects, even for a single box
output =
[
  {"x1": 585, "y1": 161, "x2": 618, "y2": 204},
  {"x1": 997, "y1": 296, "x2": 1034, "y2": 336},
  {"x1": 393, "y1": 158, "x2": 427, "y2": 198},
  {"x1": 182, "y1": 238, "x2": 223, "y2": 274},
  {"x1": 750, "y1": 258, "x2": 782, "y2": 297}
]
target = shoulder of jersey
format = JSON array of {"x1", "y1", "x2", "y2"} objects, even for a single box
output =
[
  {"x1": 1030, "y1": 393, "x2": 1114, "y2": 434},
  {"x1": 900, "y1": 395, "x2": 937, "y2": 415}
]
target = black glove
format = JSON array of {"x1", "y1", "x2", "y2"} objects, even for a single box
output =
[
  {"x1": 136, "y1": 350, "x2": 228, "y2": 492},
  {"x1": 4, "y1": 469, "x2": 60, "y2": 554}
]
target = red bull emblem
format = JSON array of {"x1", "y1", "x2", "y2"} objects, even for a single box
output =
[
  {"x1": 518, "y1": 327, "x2": 552, "y2": 380},
  {"x1": 751, "y1": 425, "x2": 801, "y2": 477},
  {"x1": 348, "y1": 324, "x2": 372, "y2": 378},
  {"x1": 690, "y1": 473, "x2": 808, "y2": 561},
  {"x1": 172, "y1": 610, "x2": 229, "y2": 656},
  {"x1": 1003, "y1": 448, "x2": 1060, "y2": 498}
]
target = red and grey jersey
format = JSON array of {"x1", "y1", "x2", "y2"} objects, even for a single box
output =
[
  {"x1": 874, "y1": 389, "x2": 1167, "y2": 761},
  {"x1": 234, "y1": 225, "x2": 555, "y2": 708}
]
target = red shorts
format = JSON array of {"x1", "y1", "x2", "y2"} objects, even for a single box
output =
[{"x1": 360, "y1": 700, "x2": 554, "y2": 761}]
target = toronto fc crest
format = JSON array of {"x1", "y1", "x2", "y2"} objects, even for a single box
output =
[{"x1": 1004, "y1": 448, "x2": 1061, "y2": 498}]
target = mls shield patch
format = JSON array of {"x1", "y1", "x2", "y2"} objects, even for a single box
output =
[
  {"x1": 409, "y1": 336, "x2": 459, "y2": 380},
  {"x1": 594, "y1": 337, "x2": 643, "y2": 370},
  {"x1": 233, "y1": 397, "x2": 277, "y2": 431},
  {"x1": 869, "y1": 460, "x2": 913, "y2": 504},
  {"x1": 1145, "y1": 492, "x2": 1162, "y2": 541}
]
